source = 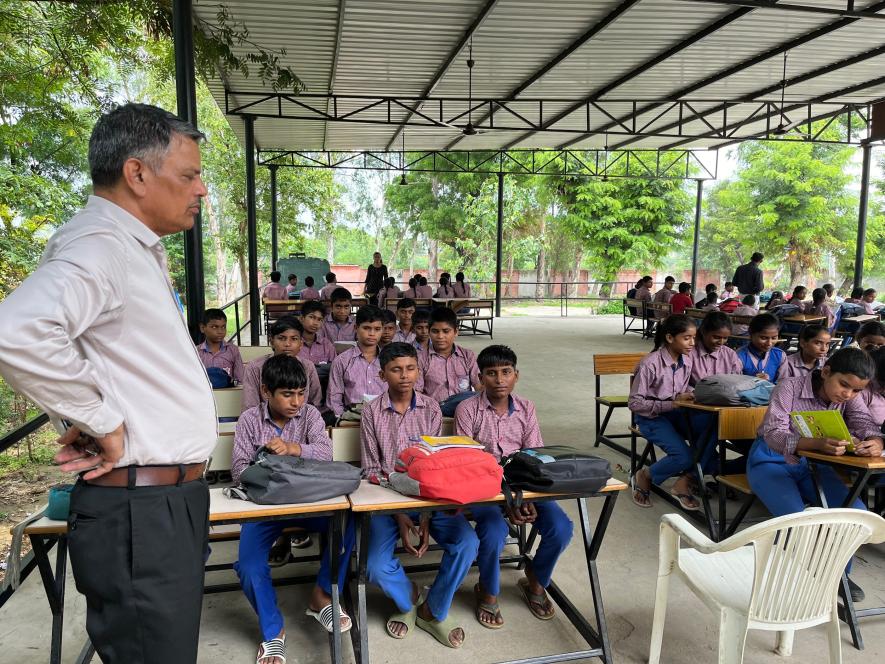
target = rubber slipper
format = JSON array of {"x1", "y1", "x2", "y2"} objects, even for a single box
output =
[
  {"x1": 517, "y1": 577, "x2": 555, "y2": 620},
  {"x1": 385, "y1": 588, "x2": 426, "y2": 639},
  {"x1": 630, "y1": 473, "x2": 652, "y2": 509},
  {"x1": 256, "y1": 635, "x2": 285, "y2": 664},
  {"x1": 416, "y1": 612, "x2": 466, "y2": 648},
  {"x1": 306, "y1": 603, "x2": 352, "y2": 633},
  {"x1": 671, "y1": 492, "x2": 701, "y2": 512},
  {"x1": 474, "y1": 584, "x2": 504, "y2": 630}
]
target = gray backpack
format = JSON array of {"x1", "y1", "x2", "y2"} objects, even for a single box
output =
[
  {"x1": 693, "y1": 374, "x2": 774, "y2": 407},
  {"x1": 227, "y1": 452, "x2": 361, "y2": 504}
]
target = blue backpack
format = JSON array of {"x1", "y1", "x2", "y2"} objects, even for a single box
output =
[{"x1": 206, "y1": 367, "x2": 232, "y2": 389}]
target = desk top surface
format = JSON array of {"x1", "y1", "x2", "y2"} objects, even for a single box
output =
[
  {"x1": 845, "y1": 314, "x2": 879, "y2": 323},
  {"x1": 676, "y1": 401, "x2": 768, "y2": 413},
  {"x1": 783, "y1": 314, "x2": 826, "y2": 322},
  {"x1": 798, "y1": 449, "x2": 885, "y2": 469}
]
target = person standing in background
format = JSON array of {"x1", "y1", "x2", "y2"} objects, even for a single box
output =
[
  {"x1": 364, "y1": 252, "x2": 388, "y2": 306},
  {"x1": 732, "y1": 252, "x2": 764, "y2": 307}
]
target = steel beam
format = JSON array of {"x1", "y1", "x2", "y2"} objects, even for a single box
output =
[
  {"x1": 691, "y1": 180, "x2": 704, "y2": 293},
  {"x1": 678, "y1": 0, "x2": 885, "y2": 20},
  {"x1": 269, "y1": 164, "x2": 279, "y2": 271},
  {"x1": 855, "y1": 142, "x2": 872, "y2": 289},
  {"x1": 322, "y1": 0, "x2": 347, "y2": 151},
  {"x1": 172, "y1": 0, "x2": 205, "y2": 341},
  {"x1": 496, "y1": 171, "x2": 504, "y2": 317},
  {"x1": 244, "y1": 116, "x2": 260, "y2": 345}
]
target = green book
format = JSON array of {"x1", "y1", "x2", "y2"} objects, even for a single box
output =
[{"x1": 790, "y1": 410, "x2": 853, "y2": 448}]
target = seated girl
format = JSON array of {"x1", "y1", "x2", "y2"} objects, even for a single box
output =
[
  {"x1": 747, "y1": 347, "x2": 883, "y2": 602},
  {"x1": 689, "y1": 312, "x2": 742, "y2": 386},
  {"x1": 736, "y1": 313, "x2": 785, "y2": 382},
  {"x1": 851, "y1": 321, "x2": 885, "y2": 352},
  {"x1": 805, "y1": 287, "x2": 836, "y2": 330},
  {"x1": 779, "y1": 325, "x2": 830, "y2": 381}
]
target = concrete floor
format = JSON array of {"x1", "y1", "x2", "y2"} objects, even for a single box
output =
[{"x1": 2, "y1": 315, "x2": 883, "y2": 663}]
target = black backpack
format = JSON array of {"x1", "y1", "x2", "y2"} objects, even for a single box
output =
[{"x1": 501, "y1": 446, "x2": 611, "y2": 503}]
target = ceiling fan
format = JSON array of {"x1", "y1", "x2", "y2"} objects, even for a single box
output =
[
  {"x1": 771, "y1": 50, "x2": 804, "y2": 136},
  {"x1": 436, "y1": 38, "x2": 489, "y2": 136}
]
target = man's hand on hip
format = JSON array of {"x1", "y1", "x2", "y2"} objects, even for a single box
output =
[{"x1": 55, "y1": 423, "x2": 125, "y2": 479}]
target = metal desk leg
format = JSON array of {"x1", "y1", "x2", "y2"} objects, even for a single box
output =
[
  {"x1": 353, "y1": 514, "x2": 370, "y2": 664},
  {"x1": 30, "y1": 534, "x2": 67, "y2": 664},
  {"x1": 684, "y1": 412, "x2": 719, "y2": 540},
  {"x1": 327, "y1": 513, "x2": 343, "y2": 664}
]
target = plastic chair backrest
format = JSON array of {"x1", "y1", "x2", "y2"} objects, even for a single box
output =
[
  {"x1": 746, "y1": 510, "x2": 885, "y2": 626},
  {"x1": 331, "y1": 426, "x2": 361, "y2": 463}
]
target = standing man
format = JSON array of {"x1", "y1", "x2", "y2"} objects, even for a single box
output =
[
  {"x1": 732, "y1": 252, "x2": 765, "y2": 308},
  {"x1": 0, "y1": 104, "x2": 216, "y2": 663}
]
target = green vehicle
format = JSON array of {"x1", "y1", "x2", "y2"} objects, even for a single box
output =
[{"x1": 276, "y1": 254, "x2": 331, "y2": 298}]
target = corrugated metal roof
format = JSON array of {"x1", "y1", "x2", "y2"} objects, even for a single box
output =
[{"x1": 193, "y1": 0, "x2": 885, "y2": 152}]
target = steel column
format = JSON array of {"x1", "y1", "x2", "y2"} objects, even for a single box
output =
[
  {"x1": 245, "y1": 116, "x2": 260, "y2": 345},
  {"x1": 854, "y1": 142, "x2": 872, "y2": 289},
  {"x1": 496, "y1": 172, "x2": 504, "y2": 317},
  {"x1": 172, "y1": 0, "x2": 204, "y2": 341},
  {"x1": 691, "y1": 180, "x2": 704, "y2": 293},
  {"x1": 269, "y1": 165, "x2": 279, "y2": 271}
]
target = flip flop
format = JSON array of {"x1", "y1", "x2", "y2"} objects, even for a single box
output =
[
  {"x1": 630, "y1": 473, "x2": 652, "y2": 509},
  {"x1": 256, "y1": 636, "x2": 286, "y2": 664},
  {"x1": 517, "y1": 578, "x2": 555, "y2": 620},
  {"x1": 473, "y1": 584, "x2": 504, "y2": 629},
  {"x1": 306, "y1": 603, "x2": 352, "y2": 633},
  {"x1": 671, "y1": 492, "x2": 701, "y2": 512},
  {"x1": 416, "y1": 612, "x2": 466, "y2": 648}
]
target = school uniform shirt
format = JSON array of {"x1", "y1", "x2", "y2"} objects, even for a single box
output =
[
  {"x1": 285, "y1": 283, "x2": 298, "y2": 296},
  {"x1": 669, "y1": 293, "x2": 693, "y2": 315},
  {"x1": 786, "y1": 297, "x2": 807, "y2": 313},
  {"x1": 634, "y1": 285, "x2": 652, "y2": 302},
  {"x1": 689, "y1": 342, "x2": 742, "y2": 386},
  {"x1": 719, "y1": 290, "x2": 737, "y2": 303},
  {"x1": 627, "y1": 348, "x2": 693, "y2": 418},
  {"x1": 326, "y1": 345, "x2": 386, "y2": 416},
  {"x1": 758, "y1": 373, "x2": 880, "y2": 464},
  {"x1": 393, "y1": 327, "x2": 416, "y2": 344},
  {"x1": 231, "y1": 403, "x2": 331, "y2": 483},
  {"x1": 319, "y1": 314, "x2": 356, "y2": 342},
  {"x1": 452, "y1": 281, "x2": 471, "y2": 298},
  {"x1": 700, "y1": 304, "x2": 720, "y2": 312},
  {"x1": 403, "y1": 288, "x2": 417, "y2": 298},
  {"x1": 435, "y1": 285, "x2": 456, "y2": 298},
  {"x1": 379, "y1": 286, "x2": 400, "y2": 308},
  {"x1": 737, "y1": 345, "x2": 785, "y2": 382},
  {"x1": 454, "y1": 392, "x2": 543, "y2": 461},
  {"x1": 416, "y1": 285, "x2": 434, "y2": 298},
  {"x1": 319, "y1": 283, "x2": 338, "y2": 300},
  {"x1": 779, "y1": 352, "x2": 824, "y2": 381},
  {"x1": 731, "y1": 303, "x2": 757, "y2": 335},
  {"x1": 298, "y1": 335, "x2": 336, "y2": 365},
  {"x1": 806, "y1": 303, "x2": 835, "y2": 329},
  {"x1": 263, "y1": 282, "x2": 287, "y2": 300},
  {"x1": 360, "y1": 390, "x2": 442, "y2": 478},
  {"x1": 197, "y1": 340, "x2": 245, "y2": 385},
  {"x1": 299, "y1": 286, "x2": 321, "y2": 301},
  {"x1": 241, "y1": 354, "x2": 323, "y2": 413},
  {"x1": 860, "y1": 381, "x2": 885, "y2": 426},
  {"x1": 418, "y1": 344, "x2": 479, "y2": 402},
  {"x1": 653, "y1": 287, "x2": 675, "y2": 304},
  {"x1": 0, "y1": 195, "x2": 216, "y2": 467}
]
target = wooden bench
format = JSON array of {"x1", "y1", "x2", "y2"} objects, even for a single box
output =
[
  {"x1": 622, "y1": 298, "x2": 647, "y2": 337},
  {"x1": 458, "y1": 298, "x2": 494, "y2": 338},
  {"x1": 715, "y1": 474, "x2": 756, "y2": 540},
  {"x1": 263, "y1": 299, "x2": 306, "y2": 332},
  {"x1": 684, "y1": 307, "x2": 707, "y2": 325},
  {"x1": 593, "y1": 353, "x2": 646, "y2": 466},
  {"x1": 645, "y1": 301, "x2": 672, "y2": 337}
]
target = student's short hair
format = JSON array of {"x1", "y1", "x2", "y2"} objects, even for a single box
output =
[
  {"x1": 870, "y1": 347, "x2": 885, "y2": 384},
  {"x1": 706, "y1": 292, "x2": 718, "y2": 303},
  {"x1": 287, "y1": 273, "x2": 297, "y2": 281},
  {"x1": 413, "y1": 309, "x2": 431, "y2": 325},
  {"x1": 325, "y1": 272, "x2": 336, "y2": 283},
  {"x1": 381, "y1": 309, "x2": 397, "y2": 324},
  {"x1": 384, "y1": 276, "x2": 395, "y2": 288},
  {"x1": 704, "y1": 283, "x2": 716, "y2": 293},
  {"x1": 356, "y1": 305, "x2": 385, "y2": 326},
  {"x1": 825, "y1": 346, "x2": 874, "y2": 381},
  {"x1": 664, "y1": 275, "x2": 675, "y2": 283},
  {"x1": 857, "y1": 321, "x2": 885, "y2": 340},
  {"x1": 202, "y1": 308, "x2": 226, "y2": 324},
  {"x1": 379, "y1": 342, "x2": 417, "y2": 368},
  {"x1": 724, "y1": 281, "x2": 734, "y2": 289},
  {"x1": 261, "y1": 354, "x2": 307, "y2": 392},
  {"x1": 748, "y1": 313, "x2": 779, "y2": 335},
  {"x1": 305, "y1": 275, "x2": 314, "y2": 287},
  {"x1": 270, "y1": 271, "x2": 282, "y2": 282},
  {"x1": 270, "y1": 316, "x2": 303, "y2": 338},
  {"x1": 850, "y1": 286, "x2": 864, "y2": 299},
  {"x1": 455, "y1": 272, "x2": 465, "y2": 282},
  {"x1": 741, "y1": 294, "x2": 755, "y2": 305},
  {"x1": 478, "y1": 344, "x2": 518, "y2": 371},
  {"x1": 301, "y1": 300, "x2": 325, "y2": 317},
  {"x1": 419, "y1": 276, "x2": 428, "y2": 286},
  {"x1": 397, "y1": 297, "x2": 416, "y2": 310},
  {"x1": 811, "y1": 288, "x2": 826, "y2": 304},
  {"x1": 329, "y1": 287, "x2": 352, "y2": 304},
  {"x1": 799, "y1": 324, "x2": 830, "y2": 343},
  {"x1": 678, "y1": 282, "x2": 691, "y2": 294},
  {"x1": 863, "y1": 288, "x2": 877, "y2": 298},
  {"x1": 823, "y1": 283, "x2": 835, "y2": 295},
  {"x1": 698, "y1": 311, "x2": 732, "y2": 335},
  {"x1": 751, "y1": 252, "x2": 764, "y2": 262},
  {"x1": 408, "y1": 277, "x2": 417, "y2": 288},
  {"x1": 430, "y1": 307, "x2": 458, "y2": 329},
  {"x1": 653, "y1": 314, "x2": 695, "y2": 350}
]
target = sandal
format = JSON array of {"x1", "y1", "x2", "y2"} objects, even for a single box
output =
[
  {"x1": 385, "y1": 587, "x2": 426, "y2": 639},
  {"x1": 474, "y1": 583, "x2": 504, "y2": 629},
  {"x1": 416, "y1": 612, "x2": 466, "y2": 648},
  {"x1": 306, "y1": 603, "x2": 352, "y2": 633},
  {"x1": 630, "y1": 471, "x2": 652, "y2": 509},
  {"x1": 256, "y1": 636, "x2": 286, "y2": 664},
  {"x1": 671, "y1": 491, "x2": 701, "y2": 511},
  {"x1": 518, "y1": 577, "x2": 555, "y2": 620},
  {"x1": 268, "y1": 541, "x2": 293, "y2": 568}
]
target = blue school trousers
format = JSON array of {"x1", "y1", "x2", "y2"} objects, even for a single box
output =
[
  {"x1": 235, "y1": 516, "x2": 356, "y2": 641},
  {"x1": 471, "y1": 502, "x2": 573, "y2": 596},
  {"x1": 367, "y1": 511, "x2": 478, "y2": 621},
  {"x1": 635, "y1": 411, "x2": 718, "y2": 485}
]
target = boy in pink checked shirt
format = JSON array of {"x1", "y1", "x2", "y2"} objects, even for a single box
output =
[
  {"x1": 197, "y1": 308, "x2": 244, "y2": 385},
  {"x1": 418, "y1": 307, "x2": 480, "y2": 404},
  {"x1": 262, "y1": 271, "x2": 288, "y2": 302},
  {"x1": 319, "y1": 288, "x2": 356, "y2": 343},
  {"x1": 233, "y1": 355, "x2": 355, "y2": 661},
  {"x1": 360, "y1": 342, "x2": 477, "y2": 649},
  {"x1": 393, "y1": 298, "x2": 417, "y2": 344},
  {"x1": 299, "y1": 275, "x2": 321, "y2": 300},
  {"x1": 299, "y1": 301, "x2": 337, "y2": 366},
  {"x1": 455, "y1": 345, "x2": 572, "y2": 630},
  {"x1": 326, "y1": 305, "x2": 387, "y2": 419}
]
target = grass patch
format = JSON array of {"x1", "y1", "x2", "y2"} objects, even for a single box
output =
[{"x1": 0, "y1": 429, "x2": 57, "y2": 478}]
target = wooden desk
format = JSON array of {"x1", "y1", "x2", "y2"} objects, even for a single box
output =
[
  {"x1": 19, "y1": 488, "x2": 351, "y2": 664},
  {"x1": 843, "y1": 314, "x2": 879, "y2": 324},
  {"x1": 346, "y1": 479, "x2": 625, "y2": 664},
  {"x1": 783, "y1": 314, "x2": 826, "y2": 323},
  {"x1": 798, "y1": 449, "x2": 885, "y2": 650}
]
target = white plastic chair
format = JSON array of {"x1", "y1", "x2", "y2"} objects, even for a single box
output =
[{"x1": 648, "y1": 508, "x2": 885, "y2": 664}]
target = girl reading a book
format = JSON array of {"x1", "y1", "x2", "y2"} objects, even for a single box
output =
[{"x1": 747, "y1": 347, "x2": 883, "y2": 601}]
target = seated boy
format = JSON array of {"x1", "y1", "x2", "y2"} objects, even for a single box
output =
[
  {"x1": 262, "y1": 271, "x2": 288, "y2": 301},
  {"x1": 380, "y1": 309, "x2": 398, "y2": 348},
  {"x1": 412, "y1": 309, "x2": 431, "y2": 352},
  {"x1": 700, "y1": 292, "x2": 720, "y2": 312},
  {"x1": 326, "y1": 305, "x2": 387, "y2": 419},
  {"x1": 197, "y1": 308, "x2": 244, "y2": 386},
  {"x1": 233, "y1": 355, "x2": 355, "y2": 663},
  {"x1": 393, "y1": 297, "x2": 417, "y2": 344},
  {"x1": 300, "y1": 276, "x2": 321, "y2": 300},
  {"x1": 418, "y1": 308, "x2": 480, "y2": 414},
  {"x1": 319, "y1": 288, "x2": 356, "y2": 342},
  {"x1": 319, "y1": 272, "x2": 338, "y2": 301},
  {"x1": 455, "y1": 345, "x2": 573, "y2": 629},
  {"x1": 361, "y1": 342, "x2": 479, "y2": 648},
  {"x1": 285, "y1": 273, "x2": 298, "y2": 296},
  {"x1": 299, "y1": 301, "x2": 337, "y2": 366}
]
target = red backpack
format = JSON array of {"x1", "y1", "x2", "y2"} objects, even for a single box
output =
[
  {"x1": 718, "y1": 298, "x2": 739, "y2": 313},
  {"x1": 388, "y1": 446, "x2": 503, "y2": 504}
]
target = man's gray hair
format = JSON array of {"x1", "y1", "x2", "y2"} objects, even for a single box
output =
[{"x1": 88, "y1": 103, "x2": 205, "y2": 188}]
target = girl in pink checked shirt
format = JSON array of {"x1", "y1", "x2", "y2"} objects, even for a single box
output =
[{"x1": 629, "y1": 315, "x2": 710, "y2": 511}]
